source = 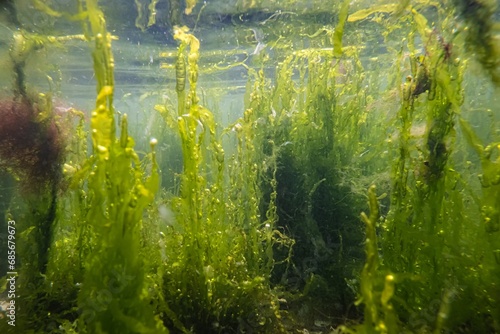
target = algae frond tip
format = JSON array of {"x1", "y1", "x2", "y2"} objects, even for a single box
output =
[{"x1": 150, "y1": 137, "x2": 158, "y2": 148}]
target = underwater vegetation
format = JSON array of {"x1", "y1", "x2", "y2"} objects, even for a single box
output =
[
  {"x1": 0, "y1": 0, "x2": 499, "y2": 333},
  {"x1": 0, "y1": 97, "x2": 65, "y2": 190},
  {"x1": 0, "y1": 95, "x2": 66, "y2": 277}
]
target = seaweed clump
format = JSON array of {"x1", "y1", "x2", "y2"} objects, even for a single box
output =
[{"x1": 0, "y1": 97, "x2": 65, "y2": 189}]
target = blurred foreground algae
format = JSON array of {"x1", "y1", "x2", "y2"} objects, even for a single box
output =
[
  {"x1": 340, "y1": 186, "x2": 398, "y2": 334},
  {"x1": 74, "y1": 1, "x2": 165, "y2": 332}
]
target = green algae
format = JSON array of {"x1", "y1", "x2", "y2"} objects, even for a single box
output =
[{"x1": 0, "y1": 0, "x2": 499, "y2": 333}]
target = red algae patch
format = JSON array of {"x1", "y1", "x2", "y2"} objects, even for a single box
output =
[{"x1": 0, "y1": 97, "x2": 65, "y2": 188}]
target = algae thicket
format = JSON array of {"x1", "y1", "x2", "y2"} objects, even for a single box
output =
[{"x1": 0, "y1": 0, "x2": 499, "y2": 333}]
